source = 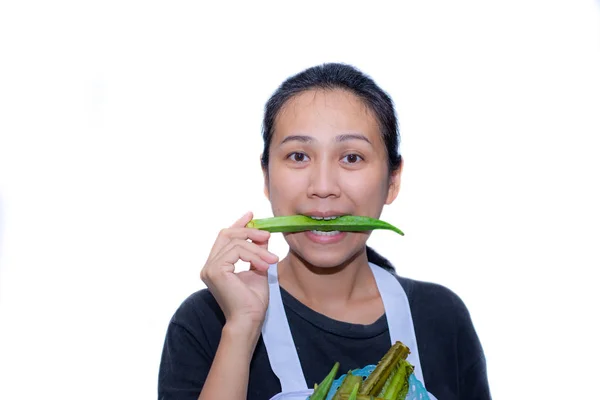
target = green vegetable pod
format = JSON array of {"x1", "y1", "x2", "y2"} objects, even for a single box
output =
[
  {"x1": 347, "y1": 382, "x2": 360, "y2": 400},
  {"x1": 359, "y1": 341, "x2": 410, "y2": 396},
  {"x1": 246, "y1": 215, "x2": 404, "y2": 235},
  {"x1": 381, "y1": 360, "x2": 414, "y2": 400},
  {"x1": 332, "y1": 371, "x2": 364, "y2": 400},
  {"x1": 309, "y1": 362, "x2": 340, "y2": 400},
  {"x1": 338, "y1": 394, "x2": 385, "y2": 400}
]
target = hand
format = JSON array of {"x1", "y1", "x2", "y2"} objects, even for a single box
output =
[{"x1": 200, "y1": 211, "x2": 279, "y2": 328}]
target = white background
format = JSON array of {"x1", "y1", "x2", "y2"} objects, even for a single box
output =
[{"x1": 1, "y1": 1, "x2": 599, "y2": 399}]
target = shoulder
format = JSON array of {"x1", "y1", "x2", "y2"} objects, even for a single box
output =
[
  {"x1": 390, "y1": 271, "x2": 488, "y2": 372},
  {"x1": 158, "y1": 289, "x2": 229, "y2": 395},
  {"x1": 395, "y1": 274, "x2": 471, "y2": 317},
  {"x1": 372, "y1": 261, "x2": 479, "y2": 347},
  {"x1": 169, "y1": 288, "x2": 225, "y2": 332},
  {"x1": 391, "y1": 271, "x2": 479, "y2": 340},
  {"x1": 386, "y1": 270, "x2": 490, "y2": 396},
  {"x1": 366, "y1": 246, "x2": 474, "y2": 328}
]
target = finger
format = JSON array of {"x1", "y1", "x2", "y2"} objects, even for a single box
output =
[
  {"x1": 217, "y1": 238, "x2": 279, "y2": 265},
  {"x1": 217, "y1": 244, "x2": 272, "y2": 271},
  {"x1": 203, "y1": 244, "x2": 263, "y2": 281},
  {"x1": 221, "y1": 227, "x2": 271, "y2": 242},
  {"x1": 248, "y1": 235, "x2": 273, "y2": 271},
  {"x1": 230, "y1": 211, "x2": 254, "y2": 229},
  {"x1": 207, "y1": 212, "x2": 257, "y2": 256},
  {"x1": 239, "y1": 248, "x2": 272, "y2": 271},
  {"x1": 208, "y1": 227, "x2": 271, "y2": 261},
  {"x1": 249, "y1": 253, "x2": 272, "y2": 271},
  {"x1": 250, "y1": 233, "x2": 270, "y2": 250}
]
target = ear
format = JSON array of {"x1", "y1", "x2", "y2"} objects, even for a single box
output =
[
  {"x1": 385, "y1": 158, "x2": 403, "y2": 205},
  {"x1": 261, "y1": 153, "x2": 270, "y2": 200}
]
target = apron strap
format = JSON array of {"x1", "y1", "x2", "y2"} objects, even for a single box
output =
[
  {"x1": 261, "y1": 263, "x2": 308, "y2": 392},
  {"x1": 368, "y1": 262, "x2": 427, "y2": 388}
]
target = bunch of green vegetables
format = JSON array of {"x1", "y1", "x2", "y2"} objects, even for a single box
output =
[{"x1": 308, "y1": 341, "x2": 414, "y2": 400}]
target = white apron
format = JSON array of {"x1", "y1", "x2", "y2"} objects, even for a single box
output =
[{"x1": 261, "y1": 262, "x2": 438, "y2": 400}]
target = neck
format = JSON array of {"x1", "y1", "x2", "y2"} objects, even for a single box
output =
[{"x1": 278, "y1": 247, "x2": 379, "y2": 310}]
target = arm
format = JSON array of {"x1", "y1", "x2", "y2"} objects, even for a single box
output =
[
  {"x1": 197, "y1": 320, "x2": 262, "y2": 400},
  {"x1": 455, "y1": 299, "x2": 492, "y2": 399},
  {"x1": 157, "y1": 302, "x2": 263, "y2": 400},
  {"x1": 159, "y1": 212, "x2": 277, "y2": 400},
  {"x1": 459, "y1": 354, "x2": 492, "y2": 400}
]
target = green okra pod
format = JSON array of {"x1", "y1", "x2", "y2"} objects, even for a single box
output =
[
  {"x1": 395, "y1": 362, "x2": 414, "y2": 400},
  {"x1": 381, "y1": 359, "x2": 414, "y2": 400},
  {"x1": 347, "y1": 382, "x2": 360, "y2": 400},
  {"x1": 332, "y1": 371, "x2": 364, "y2": 400},
  {"x1": 359, "y1": 341, "x2": 410, "y2": 396},
  {"x1": 309, "y1": 361, "x2": 340, "y2": 400},
  {"x1": 246, "y1": 215, "x2": 404, "y2": 236},
  {"x1": 338, "y1": 394, "x2": 385, "y2": 400}
]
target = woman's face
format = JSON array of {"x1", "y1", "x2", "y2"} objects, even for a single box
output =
[{"x1": 263, "y1": 88, "x2": 401, "y2": 268}]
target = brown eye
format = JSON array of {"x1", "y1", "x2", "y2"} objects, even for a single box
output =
[
  {"x1": 288, "y1": 152, "x2": 308, "y2": 162},
  {"x1": 343, "y1": 154, "x2": 363, "y2": 164}
]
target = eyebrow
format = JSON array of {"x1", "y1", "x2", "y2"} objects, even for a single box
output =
[{"x1": 279, "y1": 133, "x2": 372, "y2": 146}]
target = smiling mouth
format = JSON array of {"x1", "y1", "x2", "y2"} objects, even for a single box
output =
[{"x1": 306, "y1": 216, "x2": 344, "y2": 235}]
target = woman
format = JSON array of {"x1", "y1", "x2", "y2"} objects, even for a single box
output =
[{"x1": 158, "y1": 63, "x2": 492, "y2": 400}]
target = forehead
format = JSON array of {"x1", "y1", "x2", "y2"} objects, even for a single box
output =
[{"x1": 273, "y1": 88, "x2": 382, "y2": 144}]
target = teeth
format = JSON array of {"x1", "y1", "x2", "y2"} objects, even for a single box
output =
[
  {"x1": 310, "y1": 216, "x2": 324, "y2": 220},
  {"x1": 311, "y1": 230, "x2": 340, "y2": 236},
  {"x1": 311, "y1": 230, "x2": 341, "y2": 236},
  {"x1": 309, "y1": 216, "x2": 339, "y2": 220},
  {"x1": 323, "y1": 216, "x2": 338, "y2": 220}
]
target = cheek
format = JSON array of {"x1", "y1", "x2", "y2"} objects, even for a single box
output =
[
  {"x1": 343, "y1": 170, "x2": 389, "y2": 209},
  {"x1": 347, "y1": 169, "x2": 388, "y2": 194},
  {"x1": 268, "y1": 168, "x2": 305, "y2": 209}
]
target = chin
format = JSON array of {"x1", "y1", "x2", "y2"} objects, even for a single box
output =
[{"x1": 291, "y1": 244, "x2": 364, "y2": 271}]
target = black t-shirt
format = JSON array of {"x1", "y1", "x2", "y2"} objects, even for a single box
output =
[{"x1": 157, "y1": 249, "x2": 492, "y2": 400}]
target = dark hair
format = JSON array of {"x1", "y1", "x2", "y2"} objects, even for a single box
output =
[
  {"x1": 260, "y1": 63, "x2": 400, "y2": 273},
  {"x1": 260, "y1": 62, "x2": 402, "y2": 174}
]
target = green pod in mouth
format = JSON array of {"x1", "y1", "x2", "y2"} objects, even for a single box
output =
[{"x1": 246, "y1": 215, "x2": 404, "y2": 236}]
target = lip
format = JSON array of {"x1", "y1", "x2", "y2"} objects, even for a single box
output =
[{"x1": 304, "y1": 230, "x2": 347, "y2": 244}]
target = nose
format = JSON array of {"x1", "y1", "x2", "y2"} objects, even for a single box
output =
[{"x1": 307, "y1": 159, "x2": 341, "y2": 199}]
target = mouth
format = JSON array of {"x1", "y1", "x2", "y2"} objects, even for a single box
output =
[{"x1": 302, "y1": 213, "x2": 349, "y2": 237}]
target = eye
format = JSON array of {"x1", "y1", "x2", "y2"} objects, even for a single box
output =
[
  {"x1": 287, "y1": 152, "x2": 309, "y2": 163},
  {"x1": 342, "y1": 154, "x2": 363, "y2": 164}
]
